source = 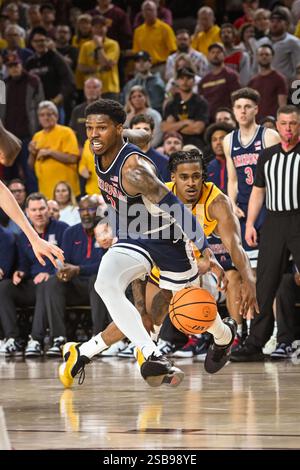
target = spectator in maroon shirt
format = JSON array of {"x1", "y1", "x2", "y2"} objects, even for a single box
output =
[
  {"x1": 198, "y1": 43, "x2": 240, "y2": 122},
  {"x1": 3, "y1": 52, "x2": 44, "y2": 189},
  {"x1": 221, "y1": 23, "x2": 251, "y2": 86},
  {"x1": 248, "y1": 44, "x2": 288, "y2": 121},
  {"x1": 88, "y1": 0, "x2": 132, "y2": 50}
]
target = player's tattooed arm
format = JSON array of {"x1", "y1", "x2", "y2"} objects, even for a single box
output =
[{"x1": 122, "y1": 154, "x2": 169, "y2": 201}]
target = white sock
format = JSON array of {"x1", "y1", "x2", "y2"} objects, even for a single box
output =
[
  {"x1": 237, "y1": 323, "x2": 243, "y2": 337},
  {"x1": 207, "y1": 313, "x2": 232, "y2": 346},
  {"x1": 151, "y1": 324, "x2": 161, "y2": 342},
  {"x1": 79, "y1": 333, "x2": 107, "y2": 359},
  {"x1": 94, "y1": 250, "x2": 160, "y2": 360},
  {"x1": 246, "y1": 319, "x2": 251, "y2": 334},
  {"x1": 273, "y1": 321, "x2": 277, "y2": 337}
]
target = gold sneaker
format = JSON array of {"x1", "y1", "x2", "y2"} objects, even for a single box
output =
[{"x1": 58, "y1": 342, "x2": 89, "y2": 388}]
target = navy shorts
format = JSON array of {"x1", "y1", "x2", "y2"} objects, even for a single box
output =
[
  {"x1": 207, "y1": 233, "x2": 234, "y2": 271},
  {"x1": 239, "y1": 203, "x2": 266, "y2": 268},
  {"x1": 111, "y1": 237, "x2": 199, "y2": 291}
]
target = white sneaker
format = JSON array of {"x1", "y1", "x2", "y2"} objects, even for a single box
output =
[
  {"x1": 156, "y1": 338, "x2": 176, "y2": 356},
  {"x1": 262, "y1": 335, "x2": 277, "y2": 355},
  {"x1": 290, "y1": 340, "x2": 300, "y2": 364},
  {"x1": 101, "y1": 340, "x2": 127, "y2": 356},
  {"x1": 0, "y1": 338, "x2": 23, "y2": 357},
  {"x1": 117, "y1": 342, "x2": 135, "y2": 358},
  {"x1": 46, "y1": 336, "x2": 65, "y2": 357},
  {"x1": 25, "y1": 336, "x2": 43, "y2": 357}
]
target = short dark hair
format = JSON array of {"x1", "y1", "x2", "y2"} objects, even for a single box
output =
[
  {"x1": 40, "y1": 3, "x2": 55, "y2": 13},
  {"x1": 260, "y1": 115, "x2": 276, "y2": 126},
  {"x1": 168, "y1": 149, "x2": 207, "y2": 179},
  {"x1": 25, "y1": 192, "x2": 47, "y2": 208},
  {"x1": 129, "y1": 113, "x2": 155, "y2": 131},
  {"x1": 7, "y1": 178, "x2": 26, "y2": 188},
  {"x1": 231, "y1": 87, "x2": 260, "y2": 105},
  {"x1": 221, "y1": 23, "x2": 236, "y2": 32},
  {"x1": 215, "y1": 106, "x2": 236, "y2": 122},
  {"x1": 28, "y1": 26, "x2": 48, "y2": 46},
  {"x1": 277, "y1": 105, "x2": 300, "y2": 118},
  {"x1": 257, "y1": 43, "x2": 275, "y2": 55},
  {"x1": 85, "y1": 99, "x2": 127, "y2": 125},
  {"x1": 175, "y1": 28, "x2": 190, "y2": 36},
  {"x1": 204, "y1": 122, "x2": 235, "y2": 145}
]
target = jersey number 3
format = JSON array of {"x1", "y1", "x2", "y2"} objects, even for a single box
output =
[{"x1": 244, "y1": 166, "x2": 254, "y2": 185}]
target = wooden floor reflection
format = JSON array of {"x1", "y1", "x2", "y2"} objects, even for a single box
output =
[{"x1": 1, "y1": 356, "x2": 300, "y2": 450}]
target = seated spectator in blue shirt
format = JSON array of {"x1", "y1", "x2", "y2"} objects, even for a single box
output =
[
  {"x1": 0, "y1": 227, "x2": 16, "y2": 343},
  {"x1": 5, "y1": 179, "x2": 27, "y2": 235},
  {"x1": 0, "y1": 179, "x2": 27, "y2": 236},
  {"x1": 129, "y1": 114, "x2": 171, "y2": 182},
  {"x1": 0, "y1": 193, "x2": 68, "y2": 357},
  {"x1": 205, "y1": 122, "x2": 234, "y2": 194},
  {"x1": 43, "y1": 195, "x2": 109, "y2": 357},
  {"x1": 0, "y1": 226, "x2": 16, "y2": 280}
]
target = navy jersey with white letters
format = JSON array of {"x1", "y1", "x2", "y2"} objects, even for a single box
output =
[
  {"x1": 93, "y1": 140, "x2": 199, "y2": 290},
  {"x1": 94, "y1": 140, "x2": 173, "y2": 240}
]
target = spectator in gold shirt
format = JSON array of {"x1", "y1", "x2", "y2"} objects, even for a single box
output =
[
  {"x1": 132, "y1": 1, "x2": 176, "y2": 77},
  {"x1": 28, "y1": 101, "x2": 80, "y2": 199},
  {"x1": 77, "y1": 15, "x2": 120, "y2": 101},
  {"x1": 192, "y1": 6, "x2": 221, "y2": 57}
]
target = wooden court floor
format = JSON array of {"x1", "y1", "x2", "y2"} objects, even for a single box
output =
[{"x1": 0, "y1": 356, "x2": 300, "y2": 450}]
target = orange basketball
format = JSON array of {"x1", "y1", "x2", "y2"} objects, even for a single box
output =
[{"x1": 169, "y1": 287, "x2": 217, "y2": 335}]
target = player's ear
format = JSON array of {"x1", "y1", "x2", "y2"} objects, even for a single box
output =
[
  {"x1": 171, "y1": 172, "x2": 176, "y2": 182},
  {"x1": 116, "y1": 123, "x2": 123, "y2": 135}
]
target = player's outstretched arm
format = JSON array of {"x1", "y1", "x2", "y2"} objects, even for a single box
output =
[
  {"x1": 209, "y1": 193, "x2": 258, "y2": 317},
  {"x1": 0, "y1": 181, "x2": 64, "y2": 267},
  {"x1": 0, "y1": 120, "x2": 22, "y2": 166},
  {"x1": 245, "y1": 186, "x2": 266, "y2": 248}
]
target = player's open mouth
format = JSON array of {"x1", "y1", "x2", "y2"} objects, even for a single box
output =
[{"x1": 92, "y1": 140, "x2": 103, "y2": 151}]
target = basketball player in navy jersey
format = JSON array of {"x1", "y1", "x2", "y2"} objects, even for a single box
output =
[
  {"x1": 59, "y1": 99, "x2": 237, "y2": 389},
  {"x1": 0, "y1": 121, "x2": 64, "y2": 267},
  {"x1": 223, "y1": 88, "x2": 280, "y2": 273}
]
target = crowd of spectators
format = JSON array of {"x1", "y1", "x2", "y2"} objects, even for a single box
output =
[{"x1": 0, "y1": 0, "x2": 300, "y2": 362}]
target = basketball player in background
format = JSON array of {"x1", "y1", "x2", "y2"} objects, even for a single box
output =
[
  {"x1": 224, "y1": 88, "x2": 280, "y2": 269},
  {"x1": 0, "y1": 121, "x2": 64, "y2": 267},
  {"x1": 59, "y1": 99, "x2": 236, "y2": 390},
  {"x1": 223, "y1": 88, "x2": 280, "y2": 344}
]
